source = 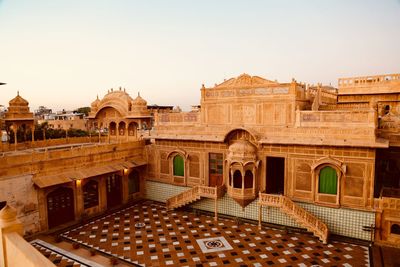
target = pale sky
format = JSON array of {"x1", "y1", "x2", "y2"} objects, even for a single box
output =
[{"x1": 1, "y1": 0, "x2": 399, "y2": 111}]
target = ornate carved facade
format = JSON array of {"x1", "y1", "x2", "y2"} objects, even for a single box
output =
[
  {"x1": 1, "y1": 72, "x2": 400, "y2": 248},
  {"x1": 88, "y1": 88, "x2": 152, "y2": 142},
  {"x1": 148, "y1": 73, "x2": 400, "y2": 246}
]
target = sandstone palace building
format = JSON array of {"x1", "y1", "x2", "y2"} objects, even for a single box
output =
[{"x1": 1, "y1": 73, "x2": 400, "y2": 263}]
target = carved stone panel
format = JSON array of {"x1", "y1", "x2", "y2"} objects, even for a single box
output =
[
  {"x1": 207, "y1": 105, "x2": 225, "y2": 124},
  {"x1": 232, "y1": 104, "x2": 256, "y2": 124},
  {"x1": 274, "y1": 103, "x2": 286, "y2": 125},
  {"x1": 295, "y1": 161, "x2": 312, "y2": 191},
  {"x1": 263, "y1": 103, "x2": 274, "y2": 124}
]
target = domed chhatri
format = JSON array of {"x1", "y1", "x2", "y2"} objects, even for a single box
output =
[
  {"x1": 132, "y1": 93, "x2": 147, "y2": 106},
  {"x1": 4, "y1": 92, "x2": 35, "y2": 146},
  {"x1": 9, "y1": 91, "x2": 29, "y2": 106},
  {"x1": 91, "y1": 95, "x2": 100, "y2": 107},
  {"x1": 228, "y1": 140, "x2": 257, "y2": 160},
  {"x1": 87, "y1": 88, "x2": 152, "y2": 140}
]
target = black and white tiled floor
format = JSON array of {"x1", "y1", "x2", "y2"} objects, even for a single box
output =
[{"x1": 61, "y1": 201, "x2": 370, "y2": 266}]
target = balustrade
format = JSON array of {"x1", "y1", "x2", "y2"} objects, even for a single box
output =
[
  {"x1": 166, "y1": 185, "x2": 223, "y2": 210},
  {"x1": 258, "y1": 192, "x2": 328, "y2": 243}
]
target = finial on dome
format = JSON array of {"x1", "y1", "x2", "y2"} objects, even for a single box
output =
[
  {"x1": 119, "y1": 86, "x2": 122, "y2": 91},
  {"x1": 17, "y1": 90, "x2": 19, "y2": 96},
  {"x1": 96, "y1": 94, "x2": 99, "y2": 100},
  {"x1": 111, "y1": 88, "x2": 113, "y2": 92},
  {"x1": 138, "y1": 92, "x2": 140, "y2": 97}
]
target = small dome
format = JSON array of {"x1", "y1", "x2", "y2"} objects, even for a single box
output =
[
  {"x1": 9, "y1": 92, "x2": 29, "y2": 106},
  {"x1": 91, "y1": 95, "x2": 100, "y2": 107},
  {"x1": 229, "y1": 140, "x2": 256, "y2": 154},
  {"x1": 227, "y1": 140, "x2": 257, "y2": 162},
  {"x1": 132, "y1": 93, "x2": 147, "y2": 106},
  {"x1": 0, "y1": 204, "x2": 17, "y2": 222}
]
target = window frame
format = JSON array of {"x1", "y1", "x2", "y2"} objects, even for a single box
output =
[
  {"x1": 83, "y1": 180, "x2": 99, "y2": 209},
  {"x1": 314, "y1": 164, "x2": 342, "y2": 208},
  {"x1": 173, "y1": 154, "x2": 185, "y2": 177}
]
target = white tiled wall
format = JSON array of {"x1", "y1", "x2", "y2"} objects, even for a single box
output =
[{"x1": 145, "y1": 181, "x2": 375, "y2": 241}]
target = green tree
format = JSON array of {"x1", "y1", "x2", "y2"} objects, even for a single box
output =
[{"x1": 74, "y1": 107, "x2": 91, "y2": 116}]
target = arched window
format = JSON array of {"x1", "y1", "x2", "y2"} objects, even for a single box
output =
[
  {"x1": 83, "y1": 180, "x2": 99, "y2": 209},
  {"x1": 384, "y1": 105, "x2": 390, "y2": 115},
  {"x1": 319, "y1": 166, "x2": 338, "y2": 194},
  {"x1": 118, "y1": 121, "x2": 126, "y2": 136},
  {"x1": 128, "y1": 170, "x2": 140, "y2": 194},
  {"x1": 173, "y1": 155, "x2": 184, "y2": 176},
  {"x1": 391, "y1": 224, "x2": 400, "y2": 235},
  {"x1": 109, "y1": 122, "x2": 116, "y2": 136},
  {"x1": 244, "y1": 170, "x2": 253, "y2": 189},
  {"x1": 128, "y1": 122, "x2": 137, "y2": 136},
  {"x1": 233, "y1": 170, "x2": 242, "y2": 188}
]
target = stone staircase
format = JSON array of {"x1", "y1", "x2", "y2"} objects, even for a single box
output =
[
  {"x1": 166, "y1": 185, "x2": 225, "y2": 210},
  {"x1": 259, "y1": 192, "x2": 329, "y2": 244}
]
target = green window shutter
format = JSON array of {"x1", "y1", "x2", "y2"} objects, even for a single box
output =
[
  {"x1": 173, "y1": 155, "x2": 184, "y2": 176},
  {"x1": 319, "y1": 166, "x2": 337, "y2": 194}
]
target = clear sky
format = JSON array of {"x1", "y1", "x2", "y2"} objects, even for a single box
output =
[{"x1": 1, "y1": 0, "x2": 399, "y2": 111}]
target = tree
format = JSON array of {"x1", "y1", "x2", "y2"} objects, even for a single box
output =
[{"x1": 74, "y1": 107, "x2": 91, "y2": 116}]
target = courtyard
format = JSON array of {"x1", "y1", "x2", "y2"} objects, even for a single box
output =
[{"x1": 42, "y1": 200, "x2": 372, "y2": 267}]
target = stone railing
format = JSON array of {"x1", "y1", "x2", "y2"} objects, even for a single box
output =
[
  {"x1": 375, "y1": 197, "x2": 400, "y2": 211},
  {"x1": 320, "y1": 102, "x2": 370, "y2": 110},
  {"x1": 259, "y1": 193, "x2": 328, "y2": 243},
  {"x1": 259, "y1": 193, "x2": 281, "y2": 207},
  {"x1": 227, "y1": 187, "x2": 256, "y2": 198},
  {"x1": 166, "y1": 185, "x2": 221, "y2": 210},
  {"x1": 0, "y1": 136, "x2": 109, "y2": 152},
  {"x1": 339, "y1": 74, "x2": 400, "y2": 88},
  {"x1": 298, "y1": 110, "x2": 375, "y2": 128},
  {"x1": 308, "y1": 87, "x2": 337, "y2": 103},
  {"x1": 0, "y1": 204, "x2": 55, "y2": 267},
  {"x1": 202, "y1": 86, "x2": 291, "y2": 100}
]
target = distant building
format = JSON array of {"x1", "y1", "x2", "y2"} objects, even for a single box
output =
[
  {"x1": 34, "y1": 106, "x2": 52, "y2": 120},
  {"x1": 40, "y1": 112, "x2": 87, "y2": 131}
]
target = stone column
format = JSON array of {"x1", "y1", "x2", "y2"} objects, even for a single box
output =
[
  {"x1": 13, "y1": 125, "x2": 17, "y2": 151},
  {"x1": 122, "y1": 170, "x2": 129, "y2": 204},
  {"x1": 252, "y1": 167, "x2": 256, "y2": 195},
  {"x1": 98, "y1": 122, "x2": 101, "y2": 143},
  {"x1": 107, "y1": 123, "x2": 110, "y2": 144},
  {"x1": 126, "y1": 124, "x2": 129, "y2": 142},
  {"x1": 31, "y1": 125, "x2": 35, "y2": 144},
  {"x1": 241, "y1": 170, "x2": 244, "y2": 194},
  {"x1": 75, "y1": 180, "x2": 83, "y2": 219},
  {"x1": 116, "y1": 122, "x2": 120, "y2": 143}
]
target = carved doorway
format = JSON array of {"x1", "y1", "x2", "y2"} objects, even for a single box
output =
[
  {"x1": 266, "y1": 157, "x2": 285, "y2": 194},
  {"x1": 47, "y1": 187, "x2": 74, "y2": 228},
  {"x1": 106, "y1": 174, "x2": 122, "y2": 208}
]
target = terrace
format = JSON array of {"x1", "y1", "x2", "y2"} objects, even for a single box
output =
[{"x1": 34, "y1": 200, "x2": 370, "y2": 267}]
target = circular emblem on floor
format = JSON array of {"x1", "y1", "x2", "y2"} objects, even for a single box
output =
[
  {"x1": 134, "y1": 222, "x2": 145, "y2": 228},
  {"x1": 204, "y1": 240, "x2": 224, "y2": 249}
]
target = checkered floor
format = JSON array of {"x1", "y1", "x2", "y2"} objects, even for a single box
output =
[{"x1": 61, "y1": 201, "x2": 370, "y2": 266}]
